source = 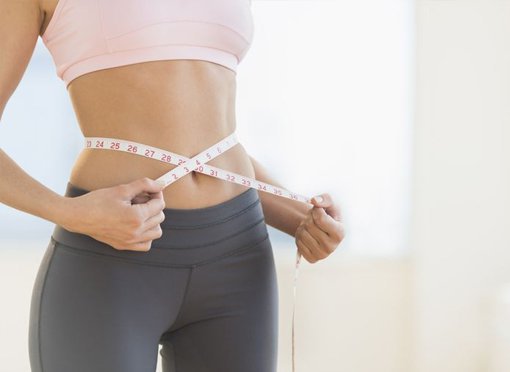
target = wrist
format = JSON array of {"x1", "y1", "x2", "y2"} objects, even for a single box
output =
[
  {"x1": 49, "y1": 194, "x2": 81, "y2": 232},
  {"x1": 287, "y1": 203, "x2": 312, "y2": 237},
  {"x1": 262, "y1": 196, "x2": 312, "y2": 238}
]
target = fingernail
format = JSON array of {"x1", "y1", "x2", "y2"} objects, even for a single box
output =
[
  {"x1": 156, "y1": 179, "x2": 166, "y2": 188},
  {"x1": 313, "y1": 195, "x2": 323, "y2": 203}
]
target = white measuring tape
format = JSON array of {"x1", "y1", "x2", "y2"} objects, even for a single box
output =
[{"x1": 84, "y1": 131, "x2": 309, "y2": 372}]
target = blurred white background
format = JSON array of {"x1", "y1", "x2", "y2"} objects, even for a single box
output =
[
  {"x1": 1, "y1": 0, "x2": 510, "y2": 372},
  {"x1": 0, "y1": 0, "x2": 414, "y2": 257}
]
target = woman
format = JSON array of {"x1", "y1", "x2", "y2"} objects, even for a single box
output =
[{"x1": 0, "y1": 0, "x2": 345, "y2": 371}]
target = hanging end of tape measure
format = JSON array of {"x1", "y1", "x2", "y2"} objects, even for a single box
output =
[{"x1": 292, "y1": 247, "x2": 302, "y2": 372}]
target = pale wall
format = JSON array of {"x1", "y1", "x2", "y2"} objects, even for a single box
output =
[{"x1": 411, "y1": 1, "x2": 510, "y2": 371}]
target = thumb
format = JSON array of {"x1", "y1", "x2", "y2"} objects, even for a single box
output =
[
  {"x1": 310, "y1": 193, "x2": 342, "y2": 221},
  {"x1": 123, "y1": 177, "x2": 165, "y2": 199}
]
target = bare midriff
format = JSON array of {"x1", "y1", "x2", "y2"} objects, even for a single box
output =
[{"x1": 65, "y1": 59, "x2": 255, "y2": 209}]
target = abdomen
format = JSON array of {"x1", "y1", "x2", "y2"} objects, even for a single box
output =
[{"x1": 66, "y1": 59, "x2": 256, "y2": 208}]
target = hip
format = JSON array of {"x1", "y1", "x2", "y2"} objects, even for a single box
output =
[{"x1": 52, "y1": 182, "x2": 271, "y2": 267}]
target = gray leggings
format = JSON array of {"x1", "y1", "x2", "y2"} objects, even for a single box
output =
[{"x1": 28, "y1": 182, "x2": 279, "y2": 372}]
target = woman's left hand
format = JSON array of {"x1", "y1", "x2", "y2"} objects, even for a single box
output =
[{"x1": 295, "y1": 193, "x2": 345, "y2": 263}]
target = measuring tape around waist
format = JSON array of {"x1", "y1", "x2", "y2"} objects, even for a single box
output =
[
  {"x1": 84, "y1": 130, "x2": 308, "y2": 372},
  {"x1": 86, "y1": 131, "x2": 311, "y2": 204}
]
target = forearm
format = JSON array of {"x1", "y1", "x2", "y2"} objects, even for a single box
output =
[
  {"x1": 0, "y1": 148, "x2": 72, "y2": 227},
  {"x1": 249, "y1": 154, "x2": 312, "y2": 237}
]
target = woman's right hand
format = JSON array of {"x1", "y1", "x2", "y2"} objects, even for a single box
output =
[{"x1": 61, "y1": 177, "x2": 167, "y2": 252}]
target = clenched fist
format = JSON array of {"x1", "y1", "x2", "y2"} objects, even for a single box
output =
[{"x1": 295, "y1": 193, "x2": 345, "y2": 263}]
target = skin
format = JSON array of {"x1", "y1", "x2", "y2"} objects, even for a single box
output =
[{"x1": 0, "y1": 0, "x2": 344, "y2": 262}]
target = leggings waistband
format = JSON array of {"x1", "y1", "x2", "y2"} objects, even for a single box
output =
[{"x1": 51, "y1": 182, "x2": 269, "y2": 267}]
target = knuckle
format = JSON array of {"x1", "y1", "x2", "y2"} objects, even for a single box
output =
[
  {"x1": 311, "y1": 209, "x2": 319, "y2": 222},
  {"x1": 125, "y1": 212, "x2": 137, "y2": 224},
  {"x1": 128, "y1": 229, "x2": 141, "y2": 242},
  {"x1": 300, "y1": 226, "x2": 308, "y2": 238},
  {"x1": 333, "y1": 231, "x2": 344, "y2": 243},
  {"x1": 327, "y1": 231, "x2": 338, "y2": 243},
  {"x1": 295, "y1": 227, "x2": 303, "y2": 239},
  {"x1": 315, "y1": 235, "x2": 326, "y2": 247},
  {"x1": 116, "y1": 184, "x2": 129, "y2": 196},
  {"x1": 123, "y1": 236, "x2": 135, "y2": 245},
  {"x1": 333, "y1": 226, "x2": 345, "y2": 242},
  {"x1": 324, "y1": 245, "x2": 334, "y2": 254},
  {"x1": 130, "y1": 214, "x2": 144, "y2": 227},
  {"x1": 317, "y1": 215, "x2": 328, "y2": 227}
]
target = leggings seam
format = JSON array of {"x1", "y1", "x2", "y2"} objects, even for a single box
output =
[
  {"x1": 54, "y1": 215, "x2": 265, "y2": 254},
  {"x1": 192, "y1": 232, "x2": 270, "y2": 268},
  {"x1": 161, "y1": 198, "x2": 261, "y2": 230},
  {"x1": 166, "y1": 266, "x2": 194, "y2": 335},
  {"x1": 159, "y1": 216, "x2": 265, "y2": 249},
  {"x1": 160, "y1": 232, "x2": 270, "y2": 336},
  {"x1": 55, "y1": 244, "x2": 192, "y2": 268},
  {"x1": 54, "y1": 229, "x2": 269, "y2": 269}
]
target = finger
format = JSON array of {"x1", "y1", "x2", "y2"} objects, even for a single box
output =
[
  {"x1": 123, "y1": 177, "x2": 165, "y2": 200},
  {"x1": 311, "y1": 193, "x2": 342, "y2": 221},
  {"x1": 110, "y1": 239, "x2": 151, "y2": 252},
  {"x1": 301, "y1": 227, "x2": 328, "y2": 261},
  {"x1": 143, "y1": 210, "x2": 166, "y2": 228},
  {"x1": 139, "y1": 224, "x2": 163, "y2": 242},
  {"x1": 138, "y1": 189, "x2": 165, "y2": 208},
  {"x1": 131, "y1": 193, "x2": 151, "y2": 205},
  {"x1": 296, "y1": 238, "x2": 315, "y2": 263},
  {"x1": 132, "y1": 189, "x2": 164, "y2": 203},
  {"x1": 312, "y1": 206, "x2": 343, "y2": 240},
  {"x1": 147, "y1": 190, "x2": 164, "y2": 201},
  {"x1": 134, "y1": 196, "x2": 166, "y2": 220},
  {"x1": 305, "y1": 220, "x2": 336, "y2": 253},
  {"x1": 300, "y1": 226, "x2": 321, "y2": 254},
  {"x1": 127, "y1": 240, "x2": 153, "y2": 252}
]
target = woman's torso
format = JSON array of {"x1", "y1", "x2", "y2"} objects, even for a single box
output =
[{"x1": 39, "y1": 0, "x2": 256, "y2": 209}]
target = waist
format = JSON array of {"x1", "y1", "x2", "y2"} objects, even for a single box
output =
[{"x1": 69, "y1": 130, "x2": 256, "y2": 209}]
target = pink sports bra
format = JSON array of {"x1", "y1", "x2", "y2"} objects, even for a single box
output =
[{"x1": 41, "y1": 0, "x2": 254, "y2": 88}]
